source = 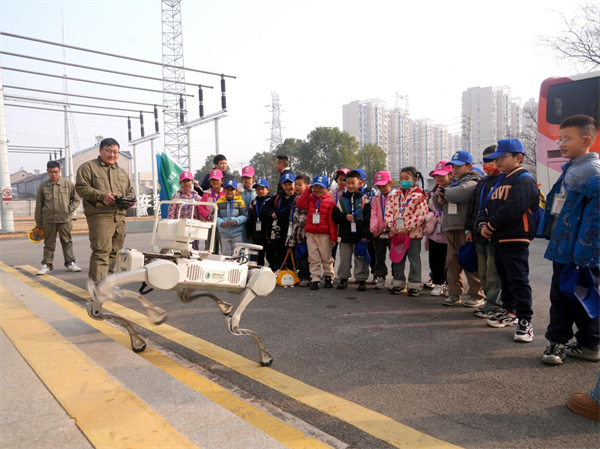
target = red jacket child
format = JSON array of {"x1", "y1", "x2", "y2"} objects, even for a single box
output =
[{"x1": 296, "y1": 187, "x2": 338, "y2": 242}]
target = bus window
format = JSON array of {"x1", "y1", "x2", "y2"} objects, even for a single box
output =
[{"x1": 546, "y1": 77, "x2": 600, "y2": 124}]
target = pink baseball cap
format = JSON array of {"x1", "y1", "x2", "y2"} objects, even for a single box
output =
[
  {"x1": 209, "y1": 169, "x2": 223, "y2": 180},
  {"x1": 429, "y1": 160, "x2": 452, "y2": 178},
  {"x1": 335, "y1": 168, "x2": 349, "y2": 179},
  {"x1": 374, "y1": 170, "x2": 392, "y2": 186},
  {"x1": 390, "y1": 234, "x2": 411, "y2": 263},
  {"x1": 241, "y1": 165, "x2": 255, "y2": 178},
  {"x1": 179, "y1": 171, "x2": 194, "y2": 182}
]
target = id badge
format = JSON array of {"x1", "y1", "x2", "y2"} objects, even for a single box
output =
[
  {"x1": 287, "y1": 225, "x2": 293, "y2": 238},
  {"x1": 551, "y1": 194, "x2": 566, "y2": 216},
  {"x1": 271, "y1": 219, "x2": 278, "y2": 239},
  {"x1": 351, "y1": 222, "x2": 357, "y2": 233},
  {"x1": 313, "y1": 212, "x2": 321, "y2": 225},
  {"x1": 448, "y1": 203, "x2": 458, "y2": 215},
  {"x1": 436, "y1": 222, "x2": 442, "y2": 234},
  {"x1": 396, "y1": 217, "x2": 404, "y2": 228},
  {"x1": 256, "y1": 220, "x2": 262, "y2": 232}
]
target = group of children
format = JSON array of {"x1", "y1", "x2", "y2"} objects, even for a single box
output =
[{"x1": 167, "y1": 114, "x2": 599, "y2": 366}]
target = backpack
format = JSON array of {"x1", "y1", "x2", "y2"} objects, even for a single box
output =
[{"x1": 515, "y1": 172, "x2": 545, "y2": 237}]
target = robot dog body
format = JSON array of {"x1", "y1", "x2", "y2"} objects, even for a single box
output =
[{"x1": 86, "y1": 199, "x2": 276, "y2": 366}]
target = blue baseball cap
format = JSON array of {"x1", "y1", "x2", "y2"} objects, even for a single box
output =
[
  {"x1": 446, "y1": 151, "x2": 473, "y2": 166},
  {"x1": 280, "y1": 172, "x2": 296, "y2": 183},
  {"x1": 223, "y1": 179, "x2": 238, "y2": 190},
  {"x1": 253, "y1": 178, "x2": 269, "y2": 189},
  {"x1": 353, "y1": 168, "x2": 367, "y2": 180},
  {"x1": 483, "y1": 139, "x2": 525, "y2": 162},
  {"x1": 312, "y1": 175, "x2": 329, "y2": 188}
]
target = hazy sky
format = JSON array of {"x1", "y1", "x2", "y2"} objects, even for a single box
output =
[{"x1": 0, "y1": 0, "x2": 584, "y2": 175}]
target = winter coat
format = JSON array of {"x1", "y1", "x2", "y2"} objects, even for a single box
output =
[
  {"x1": 464, "y1": 174, "x2": 504, "y2": 243},
  {"x1": 332, "y1": 190, "x2": 371, "y2": 244},
  {"x1": 197, "y1": 188, "x2": 224, "y2": 221},
  {"x1": 285, "y1": 202, "x2": 308, "y2": 247},
  {"x1": 247, "y1": 195, "x2": 275, "y2": 240},
  {"x1": 239, "y1": 188, "x2": 256, "y2": 213},
  {"x1": 433, "y1": 170, "x2": 482, "y2": 231},
  {"x1": 295, "y1": 188, "x2": 338, "y2": 241},
  {"x1": 370, "y1": 190, "x2": 395, "y2": 238},
  {"x1": 215, "y1": 194, "x2": 247, "y2": 239},
  {"x1": 167, "y1": 189, "x2": 201, "y2": 220},
  {"x1": 479, "y1": 167, "x2": 539, "y2": 245},
  {"x1": 424, "y1": 187, "x2": 447, "y2": 244},
  {"x1": 384, "y1": 186, "x2": 428, "y2": 239},
  {"x1": 266, "y1": 193, "x2": 296, "y2": 242},
  {"x1": 543, "y1": 174, "x2": 599, "y2": 268}
]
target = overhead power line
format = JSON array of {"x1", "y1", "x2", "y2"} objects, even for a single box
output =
[
  {"x1": 5, "y1": 103, "x2": 142, "y2": 119},
  {"x1": 0, "y1": 31, "x2": 236, "y2": 79},
  {"x1": 5, "y1": 95, "x2": 155, "y2": 114}
]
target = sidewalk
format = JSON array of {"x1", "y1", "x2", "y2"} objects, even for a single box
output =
[{"x1": 0, "y1": 264, "x2": 339, "y2": 449}]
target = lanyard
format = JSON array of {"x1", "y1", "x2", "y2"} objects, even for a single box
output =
[
  {"x1": 226, "y1": 199, "x2": 234, "y2": 218},
  {"x1": 315, "y1": 196, "x2": 324, "y2": 212},
  {"x1": 254, "y1": 198, "x2": 266, "y2": 221},
  {"x1": 277, "y1": 195, "x2": 292, "y2": 214},
  {"x1": 479, "y1": 174, "x2": 505, "y2": 209},
  {"x1": 180, "y1": 191, "x2": 196, "y2": 213},
  {"x1": 335, "y1": 189, "x2": 339, "y2": 203},
  {"x1": 243, "y1": 190, "x2": 252, "y2": 209},
  {"x1": 211, "y1": 189, "x2": 221, "y2": 203},
  {"x1": 344, "y1": 196, "x2": 362, "y2": 216},
  {"x1": 380, "y1": 191, "x2": 390, "y2": 217},
  {"x1": 289, "y1": 203, "x2": 295, "y2": 225},
  {"x1": 449, "y1": 179, "x2": 457, "y2": 187},
  {"x1": 399, "y1": 196, "x2": 412, "y2": 215}
]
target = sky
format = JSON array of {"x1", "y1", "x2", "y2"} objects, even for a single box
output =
[{"x1": 0, "y1": 0, "x2": 586, "y2": 176}]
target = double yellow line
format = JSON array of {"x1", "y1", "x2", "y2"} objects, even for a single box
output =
[{"x1": 2, "y1": 262, "x2": 460, "y2": 449}]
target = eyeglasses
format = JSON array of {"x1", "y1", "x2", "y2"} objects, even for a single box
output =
[
  {"x1": 554, "y1": 138, "x2": 574, "y2": 147},
  {"x1": 102, "y1": 149, "x2": 120, "y2": 155},
  {"x1": 495, "y1": 153, "x2": 513, "y2": 161}
]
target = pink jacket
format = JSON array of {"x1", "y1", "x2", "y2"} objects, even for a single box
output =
[
  {"x1": 167, "y1": 189, "x2": 201, "y2": 220},
  {"x1": 369, "y1": 190, "x2": 395, "y2": 238},
  {"x1": 198, "y1": 188, "x2": 223, "y2": 220},
  {"x1": 424, "y1": 191, "x2": 447, "y2": 244},
  {"x1": 384, "y1": 187, "x2": 428, "y2": 239}
]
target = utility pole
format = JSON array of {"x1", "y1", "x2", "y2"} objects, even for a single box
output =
[
  {"x1": 268, "y1": 91, "x2": 283, "y2": 153},
  {"x1": 0, "y1": 70, "x2": 15, "y2": 232},
  {"x1": 162, "y1": 0, "x2": 189, "y2": 168}
]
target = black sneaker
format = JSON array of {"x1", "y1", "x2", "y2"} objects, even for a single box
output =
[
  {"x1": 408, "y1": 288, "x2": 420, "y2": 297},
  {"x1": 514, "y1": 319, "x2": 534, "y2": 343},
  {"x1": 357, "y1": 281, "x2": 367, "y2": 291},
  {"x1": 391, "y1": 286, "x2": 403, "y2": 295},
  {"x1": 542, "y1": 342, "x2": 566, "y2": 365},
  {"x1": 310, "y1": 282, "x2": 320, "y2": 290},
  {"x1": 324, "y1": 276, "x2": 333, "y2": 289},
  {"x1": 337, "y1": 279, "x2": 348, "y2": 290}
]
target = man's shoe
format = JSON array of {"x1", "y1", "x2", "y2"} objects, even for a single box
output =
[
  {"x1": 567, "y1": 392, "x2": 600, "y2": 422},
  {"x1": 66, "y1": 262, "x2": 82, "y2": 272},
  {"x1": 486, "y1": 309, "x2": 518, "y2": 328},
  {"x1": 324, "y1": 276, "x2": 333, "y2": 289},
  {"x1": 337, "y1": 279, "x2": 348, "y2": 290},
  {"x1": 310, "y1": 282, "x2": 320, "y2": 290},
  {"x1": 542, "y1": 342, "x2": 566, "y2": 365},
  {"x1": 408, "y1": 288, "x2": 420, "y2": 297},
  {"x1": 473, "y1": 307, "x2": 501, "y2": 319},
  {"x1": 430, "y1": 285, "x2": 443, "y2": 296},
  {"x1": 357, "y1": 281, "x2": 367, "y2": 291},
  {"x1": 514, "y1": 319, "x2": 534, "y2": 342},
  {"x1": 299, "y1": 279, "x2": 310, "y2": 287},
  {"x1": 565, "y1": 342, "x2": 600, "y2": 362},
  {"x1": 36, "y1": 264, "x2": 52, "y2": 276},
  {"x1": 463, "y1": 298, "x2": 485, "y2": 308},
  {"x1": 442, "y1": 295, "x2": 462, "y2": 306},
  {"x1": 375, "y1": 278, "x2": 386, "y2": 290}
]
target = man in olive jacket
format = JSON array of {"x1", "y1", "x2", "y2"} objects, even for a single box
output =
[
  {"x1": 35, "y1": 161, "x2": 81, "y2": 275},
  {"x1": 76, "y1": 137, "x2": 136, "y2": 282}
]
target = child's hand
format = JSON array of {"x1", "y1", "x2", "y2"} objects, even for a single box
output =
[
  {"x1": 481, "y1": 225, "x2": 493, "y2": 239},
  {"x1": 399, "y1": 228, "x2": 409, "y2": 235},
  {"x1": 222, "y1": 222, "x2": 229, "y2": 227},
  {"x1": 271, "y1": 212, "x2": 277, "y2": 219},
  {"x1": 465, "y1": 232, "x2": 473, "y2": 242},
  {"x1": 389, "y1": 227, "x2": 398, "y2": 236},
  {"x1": 229, "y1": 220, "x2": 235, "y2": 226},
  {"x1": 331, "y1": 240, "x2": 337, "y2": 247},
  {"x1": 346, "y1": 214, "x2": 354, "y2": 222},
  {"x1": 372, "y1": 229, "x2": 383, "y2": 238}
]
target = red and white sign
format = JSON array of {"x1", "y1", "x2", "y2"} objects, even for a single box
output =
[{"x1": 2, "y1": 188, "x2": 13, "y2": 201}]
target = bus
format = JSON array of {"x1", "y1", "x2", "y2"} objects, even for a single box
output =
[{"x1": 536, "y1": 71, "x2": 600, "y2": 194}]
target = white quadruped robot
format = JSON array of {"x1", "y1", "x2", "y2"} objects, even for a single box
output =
[{"x1": 86, "y1": 199, "x2": 276, "y2": 366}]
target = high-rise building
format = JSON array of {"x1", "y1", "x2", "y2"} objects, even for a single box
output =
[{"x1": 409, "y1": 118, "x2": 435, "y2": 171}]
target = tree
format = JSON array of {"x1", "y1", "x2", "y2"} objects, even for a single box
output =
[
  {"x1": 357, "y1": 143, "x2": 387, "y2": 186},
  {"x1": 249, "y1": 150, "x2": 280, "y2": 190},
  {"x1": 540, "y1": 3, "x2": 600, "y2": 71},
  {"x1": 276, "y1": 138, "x2": 305, "y2": 175},
  {"x1": 301, "y1": 127, "x2": 359, "y2": 181},
  {"x1": 519, "y1": 104, "x2": 538, "y2": 178},
  {"x1": 195, "y1": 154, "x2": 215, "y2": 182}
]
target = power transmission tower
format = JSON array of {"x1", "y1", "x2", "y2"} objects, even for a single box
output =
[
  {"x1": 162, "y1": 0, "x2": 188, "y2": 168},
  {"x1": 268, "y1": 91, "x2": 282, "y2": 153}
]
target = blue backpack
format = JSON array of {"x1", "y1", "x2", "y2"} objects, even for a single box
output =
[{"x1": 515, "y1": 172, "x2": 545, "y2": 237}]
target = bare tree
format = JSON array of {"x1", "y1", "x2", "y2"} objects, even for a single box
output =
[
  {"x1": 540, "y1": 2, "x2": 600, "y2": 71},
  {"x1": 519, "y1": 104, "x2": 538, "y2": 178}
]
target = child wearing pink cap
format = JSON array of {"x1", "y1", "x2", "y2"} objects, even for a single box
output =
[
  {"x1": 370, "y1": 170, "x2": 395, "y2": 290},
  {"x1": 424, "y1": 161, "x2": 453, "y2": 296},
  {"x1": 198, "y1": 169, "x2": 224, "y2": 253},
  {"x1": 168, "y1": 171, "x2": 202, "y2": 250}
]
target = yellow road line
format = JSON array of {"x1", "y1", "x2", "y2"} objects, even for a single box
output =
[
  {"x1": 0, "y1": 263, "x2": 331, "y2": 449},
  {"x1": 0, "y1": 285, "x2": 198, "y2": 449},
  {"x1": 15, "y1": 263, "x2": 461, "y2": 449}
]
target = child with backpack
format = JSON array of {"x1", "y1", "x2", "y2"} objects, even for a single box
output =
[
  {"x1": 477, "y1": 139, "x2": 540, "y2": 343},
  {"x1": 370, "y1": 171, "x2": 395, "y2": 290},
  {"x1": 385, "y1": 167, "x2": 428, "y2": 296},
  {"x1": 286, "y1": 174, "x2": 311, "y2": 287},
  {"x1": 267, "y1": 172, "x2": 296, "y2": 271}
]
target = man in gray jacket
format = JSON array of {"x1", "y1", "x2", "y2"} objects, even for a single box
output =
[{"x1": 434, "y1": 151, "x2": 484, "y2": 307}]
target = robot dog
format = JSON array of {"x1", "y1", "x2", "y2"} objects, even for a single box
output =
[{"x1": 86, "y1": 199, "x2": 276, "y2": 366}]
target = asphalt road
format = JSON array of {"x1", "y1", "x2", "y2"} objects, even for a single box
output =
[{"x1": 1, "y1": 232, "x2": 598, "y2": 449}]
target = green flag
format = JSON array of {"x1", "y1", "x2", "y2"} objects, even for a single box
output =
[{"x1": 159, "y1": 152, "x2": 184, "y2": 201}]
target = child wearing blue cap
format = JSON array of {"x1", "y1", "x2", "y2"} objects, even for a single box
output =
[
  {"x1": 267, "y1": 172, "x2": 297, "y2": 271},
  {"x1": 477, "y1": 139, "x2": 540, "y2": 343},
  {"x1": 216, "y1": 179, "x2": 248, "y2": 256},
  {"x1": 247, "y1": 179, "x2": 274, "y2": 266},
  {"x1": 434, "y1": 150, "x2": 484, "y2": 307}
]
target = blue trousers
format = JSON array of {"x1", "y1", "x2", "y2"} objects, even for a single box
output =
[{"x1": 545, "y1": 262, "x2": 600, "y2": 347}]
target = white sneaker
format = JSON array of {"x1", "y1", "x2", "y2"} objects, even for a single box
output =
[
  {"x1": 431, "y1": 285, "x2": 443, "y2": 296},
  {"x1": 66, "y1": 262, "x2": 82, "y2": 272},
  {"x1": 375, "y1": 278, "x2": 386, "y2": 290},
  {"x1": 36, "y1": 264, "x2": 52, "y2": 275},
  {"x1": 441, "y1": 284, "x2": 449, "y2": 296}
]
